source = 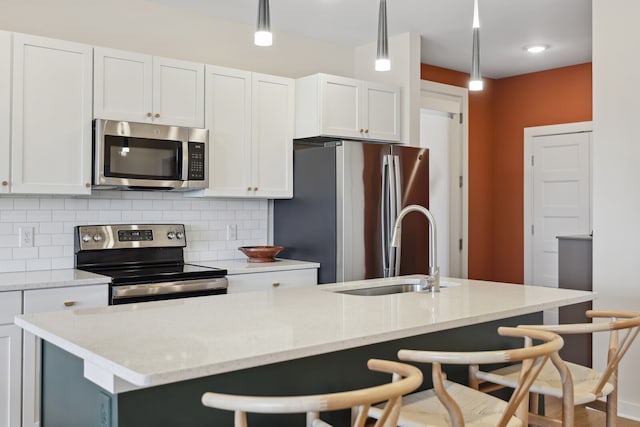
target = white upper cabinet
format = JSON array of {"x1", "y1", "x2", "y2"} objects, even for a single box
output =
[
  {"x1": 198, "y1": 65, "x2": 293, "y2": 198},
  {"x1": 94, "y1": 47, "x2": 204, "y2": 127},
  {"x1": 11, "y1": 33, "x2": 93, "y2": 195},
  {"x1": 0, "y1": 31, "x2": 10, "y2": 194},
  {"x1": 295, "y1": 73, "x2": 401, "y2": 142}
]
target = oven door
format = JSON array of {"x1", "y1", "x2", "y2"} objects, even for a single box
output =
[{"x1": 110, "y1": 277, "x2": 228, "y2": 305}]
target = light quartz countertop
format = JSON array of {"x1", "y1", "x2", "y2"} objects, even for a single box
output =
[
  {"x1": 15, "y1": 275, "x2": 594, "y2": 394},
  {"x1": 0, "y1": 269, "x2": 110, "y2": 292},
  {"x1": 0, "y1": 259, "x2": 319, "y2": 292},
  {"x1": 197, "y1": 258, "x2": 320, "y2": 275}
]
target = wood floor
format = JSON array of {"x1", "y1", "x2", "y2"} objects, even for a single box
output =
[{"x1": 545, "y1": 397, "x2": 640, "y2": 427}]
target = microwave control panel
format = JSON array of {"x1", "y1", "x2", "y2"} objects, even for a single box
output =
[{"x1": 187, "y1": 142, "x2": 206, "y2": 180}]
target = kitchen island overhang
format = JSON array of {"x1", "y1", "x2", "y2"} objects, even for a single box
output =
[{"x1": 15, "y1": 275, "x2": 595, "y2": 394}]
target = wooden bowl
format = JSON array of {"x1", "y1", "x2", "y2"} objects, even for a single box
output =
[{"x1": 238, "y1": 246, "x2": 284, "y2": 263}]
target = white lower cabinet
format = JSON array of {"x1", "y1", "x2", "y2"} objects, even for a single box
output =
[
  {"x1": 22, "y1": 285, "x2": 108, "y2": 427},
  {"x1": 0, "y1": 292, "x2": 22, "y2": 427},
  {"x1": 227, "y1": 269, "x2": 317, "y2": 294}
]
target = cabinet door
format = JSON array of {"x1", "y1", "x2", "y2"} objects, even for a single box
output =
[
  {"x1": 252, "y1": 73, "x2": 294, "y2": 198},
  {"x1": 0, "y1": 31, "x2": 10, "y2": 194},
  {"x1": 153, "y1": 57, "x2": 204, "y2": 128},
  {"x1": 320, "y1": 74, "x2": 362, "y2": 139},
  {"x1": 11, "y1": 33, "x2": 92, "y2": 195},
  {"x1": 22, "y1": 285, "x2": 108, "y2": 427},
  {"x1": 362, "y1": 82, "x2": 401, "y2": 142},
  {"x1": 0, "y1": 324, "x2": 21, "y2": 427},
  {"x1": 94, "y1": 47, "x2": 153, "y2": 123},
  {"x1": 202, "y1": 65, "x2": 253, "y2": 197}
]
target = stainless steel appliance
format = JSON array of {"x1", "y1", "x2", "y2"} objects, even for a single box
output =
[
  {"x1": 274, "y1": 141, "x2": 429, "y2": 284},
  {"x1": 74, "y1": 224, "x2": 227, "y2": 304},
  {"x1": 93, "y1": 119, "x2": 208, "y2": 191}
]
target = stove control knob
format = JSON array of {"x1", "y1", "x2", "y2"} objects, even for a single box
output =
[
  {"x1": 93, "y1": 234, "x2": 103, "y2": 242},
  {"x1": 176, "y1": 231, "x2": 184, "y2": 240},
  {"x1": 167, "y1": 231, "x2": 176, "y2": 239},
  {"x1": 82, "y1": 234, "x2": 91, "y2": 242}
]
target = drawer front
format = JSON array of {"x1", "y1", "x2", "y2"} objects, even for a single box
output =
[
  {"x1": 228, "y1": 269, "x2": 317, "y2": 294},
  {"x1": 0, "y1": 291, "x2": 22, "y2": 324},
  {"x1": 24, "y1": 284, "x2": 108, "y2": 314}
]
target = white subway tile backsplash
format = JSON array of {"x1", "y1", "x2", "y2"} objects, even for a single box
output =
[
  {"x1": 14, "y1": 198, "x2": 40, "y2": 210},
  {"x1": 40, "y1": 198, "x2": 66, "y2": 210},
  {"x1": 1, "y1": 210, "x2": 26, "y2": 222},
  {"x1": 13, "y1": 247, "x2": 39, "y2": 259},
  {"x1": 0, "y1": 260, "x2": 26, "y2": 273},
  {"x1": 27, "y1": 210, "x2": 52, "y2": 222},
  {"x1": 0, "y1": 192, "x2": 268, "y2": 272}
]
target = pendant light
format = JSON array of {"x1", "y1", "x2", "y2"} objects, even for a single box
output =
[
  {"x1": 375, "y1": 0, "x2": 390, "y2": 71},
  {"x1": 469, "y1": 0, "x2": 483, "y2": 91},
  {"x1": 255, "y1": 0, "x2": 272, "y2": 47}
]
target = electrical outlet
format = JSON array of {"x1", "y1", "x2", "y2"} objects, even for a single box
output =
[
  {"x1": 19, "y1": 226, "x2": 33, "y2": 248},
  {"x1": 226, "y1": 224, "x2": 237, "y2": 241}
]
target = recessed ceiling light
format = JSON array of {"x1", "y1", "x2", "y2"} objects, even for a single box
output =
[{"x1": 525, "y1": 45, "x2": 549, "y2": 54}]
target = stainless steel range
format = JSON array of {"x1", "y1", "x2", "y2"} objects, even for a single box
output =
[{"x1": 74, "y1": 224, "x2": 227, "y2": 305}]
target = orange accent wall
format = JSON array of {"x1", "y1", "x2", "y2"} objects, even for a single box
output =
[{"x1": 420, "y1": 63, "x2": 592, "y2": 283}]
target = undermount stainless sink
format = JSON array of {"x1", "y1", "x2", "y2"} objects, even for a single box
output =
[{"x1": 334, "y1": 280, "x2": 460, "y2": 296}]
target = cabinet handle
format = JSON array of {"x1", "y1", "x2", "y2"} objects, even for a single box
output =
[
  {"x1": 253, "y1": 187, "x2": 258, "y2": 191},
  {"x1": 63, "y1": 301, "x2": 76, "y2": 307},
  {"x1": 272, "y1": 282, "x2": 280, "y2": 288},
  {"x1": 147, "y1": 112, "x2": 153, "y2": 118},
  {"x1": 85, "y1": 182, "x2": 91, "y2": 188},
  {"x1": 1, "y1": 180, "x2": 7, "y2": 186},
  {"x1": 154, "y1": 113, "x2": 161, "y2": 119},
  {"x1": 247, "y1": 187, "x2": 252, "y2": 191},
  {"x1": 359, "y1": 128, "x2": 364, "y2": 133},
  {"x1": 364, "y1": 129, "x2": 369, "y2": 134}
]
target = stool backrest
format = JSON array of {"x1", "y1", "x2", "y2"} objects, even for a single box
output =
[
  {"x1": 398, "y1": 326, "x2": 564, "y2": 427},
  {"x1": 202, "y1": 358, "x2": 423, "y2": 427},
  {"x1": 519, "y1": 310, "x2": 640, "y2": 396}
]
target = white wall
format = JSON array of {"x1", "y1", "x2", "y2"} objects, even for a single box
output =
[
  {"x1": 0, "y1": 192, "x2": 268, "y2": 272},
  {"x1": 0, "y1": 0, "x2": 354, "y2": 78},
  {"x1": 354, "y1": 32, "x2": 421, "y2": 145},
  {"x1": 592, "y1": 0, "x2": 640, "y2": 419}
]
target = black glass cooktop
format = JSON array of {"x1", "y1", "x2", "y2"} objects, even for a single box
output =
[{"x1": 81, "y1": 263, "x2": 227, "y2": 286}]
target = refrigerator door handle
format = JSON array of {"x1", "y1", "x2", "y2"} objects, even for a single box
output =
[
  {"x1": 387, "y1": 154, "x2": 398, "y2": 277},
  {"x1": 392, "y1": 154, "x2": 403, "y2": 276},
  {"x1": 381, "y1": 154, "x2": 390, "y2": 277}
]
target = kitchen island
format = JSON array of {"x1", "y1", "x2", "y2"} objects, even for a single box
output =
[{"x1": 15, "y1": 276, "x2": 594, "y2": 427}]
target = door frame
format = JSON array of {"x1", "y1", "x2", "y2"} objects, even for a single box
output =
[
  {"x1": 523, "y1": 121, "x2": 593, "y2": 285},
  {"x1": 420, "y1": 80, "x2": 469, "y2": 278}
]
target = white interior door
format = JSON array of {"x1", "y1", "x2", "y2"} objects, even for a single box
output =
[
  {"x1": 531, "y1": 131, "x2": 592, "y2": 288},
  {"x1": 419, "y1": 109, "x2": 463, "y2": 277}
]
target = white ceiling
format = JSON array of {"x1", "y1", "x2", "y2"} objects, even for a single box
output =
[{"x1": 147, "y1": 0, "x2": 592, "y2": 79}]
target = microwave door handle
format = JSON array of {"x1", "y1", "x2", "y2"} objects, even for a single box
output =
[{"x1": 181, "y1": 140, "x2": 189, "y2": 181}]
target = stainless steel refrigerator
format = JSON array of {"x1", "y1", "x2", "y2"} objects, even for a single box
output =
[{"x1": 274, "y1": 141, "x2": 429, "y2": 284}]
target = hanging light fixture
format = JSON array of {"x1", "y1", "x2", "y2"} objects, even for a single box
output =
[
  {"x1": 469, "y1": 0, "x2": 483, "y2": 91},
  {"x1": 375, "y1": 0, "x2": 390, "y2": 71},
  {"x1": 255, "y1": 0, "x2": 272, "y2": 47}
]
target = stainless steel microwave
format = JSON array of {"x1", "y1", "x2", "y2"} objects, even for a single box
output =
[{"x1": 93, "y1": 119, "x2": 208, "y2": 191}]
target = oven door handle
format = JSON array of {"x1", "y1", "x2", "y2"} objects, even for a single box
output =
[{"x1": 112, "y1": 277, "x2": 228, "y2": 300}]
